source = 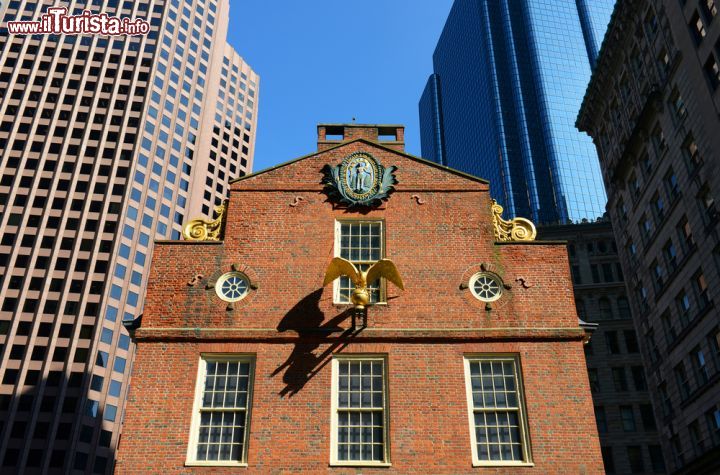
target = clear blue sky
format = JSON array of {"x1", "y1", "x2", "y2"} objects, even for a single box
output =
[{"x1": 227, "y1": 0, "x2": 454, "y2": 172}]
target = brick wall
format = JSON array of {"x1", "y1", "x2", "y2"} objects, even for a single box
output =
[{"x1": 116, "y1": 137, "x2": 603, "y2": 473}]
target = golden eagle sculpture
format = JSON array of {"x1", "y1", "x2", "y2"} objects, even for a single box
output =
[{"x1": 323, "y1": 257, "x2": 404, "y2": 309}]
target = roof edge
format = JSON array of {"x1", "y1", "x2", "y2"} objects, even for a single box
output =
[
  {"x1": 230, "y1": 138, "x2": 490, "y2": 185},
  {"x1": 495, "y1": 240, "x2": 568, "y2": 246},
  {"x1": 317, "y1": 123, "x2": 405, "y2": 129},
  {"x1": 577, "y1": 0, "x2": 633, "y2": 131}
]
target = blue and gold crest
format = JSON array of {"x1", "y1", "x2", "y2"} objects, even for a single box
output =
[{"x1": 321, "y1": 152, "x2": 397, "y2": 207}]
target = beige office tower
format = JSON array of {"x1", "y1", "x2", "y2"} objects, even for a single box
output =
[
  {"x1": 187, "y1": 43, "x2": 258, "y2": 218},
  {"x1": 0, "y1": 0, "x2": 258, "y2": 473}
]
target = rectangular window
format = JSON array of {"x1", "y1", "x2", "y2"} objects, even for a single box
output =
[
  {"x1": 658, "y1": 47, "x2": 671, "y2": 74},
  {"x1": 669, "y1": 87, "x2": 687, "y2": 119},
  {"x1": 652, "y1": 191, "x2": 665, "y2": 221},
  {"x1": 694, "y1": 271, "x2": 710, "y2": 310},
  {"x1": 677, "y1": 216, "x2": 695, "y2": 253},
  {"x1": 335, "y1": 221, "x2": 384, "y2": 304},
  {"x1": 698, "y1": 184, "x2": 717, "y2": 225},
  {"x1": 187, "y1": 356, "x2": 254, "y2": 466},
  {"x1": 632, "y1": 366, "x2": 647, "y2": 390},
  {"x1": 627, "y1": 239, "x2": 638, "y2": 263},
  {"x1": 663, "y1": 240, "x2": 678, "y2": 272},
  {"x1": 624, "y1": 330, "x2": 639, "y2": 353},
  {"x1": 651, "y1": 124, "x2": 667, "y2": 155},
  {"x1": 331, "y1": 356, "x2": 388, "y2": 465},
  {"x1": 703, "y1": 0, "x2": 718, "y2": 21},
  {"x1": 638, "y1": 219, "x2": 651, "y2": 249},
  {"x1": 706, "y1": 407, "x2": 720, "y2": 445},
  {"x1": 612, "y1": 367, "x2": 629, "y2": 391},
  {"x1": 649, "y1": 445, "x2": 665, "y2": 472},
  {"x1": 671, "y1": 435, "x2": 684, "y2": 468},
  {"x1": 629, "y1": 172, "x2": 641, "y2": 199},
  {"x1": 617, "y1": 198, "x2": 628, "y2": 223},
  {"x1": 684, "y1": 133, "x2": 703, "y2": 171},
  {"x1": 676, "y1": 290, "x2": 692, "y2": 326},
  {"x1": 606, "y1": 331, "x2": 620, "y2": 354},
  {"x1": 464, "y1": 356, "x2": 531, "y2": 465},
  {"x1": 621, "y1": 405, "x2": 636, "y2": 432},
  {"x1": 595, "y1": 406, "x2": 608, "y2": 433},
  {"x1": 674, "y1": 362, "x2": 691, "y2": 401},
  {"x1": 690, "y1": 11, "x2": 707, "y2": 45},
  {"x1": 641, "y1": 404, "x2": 657, "y2": 431},
  {"x1": 602, "y1": 263, "x2": 614, "y2": 282},
  {"x1": 599, "y1": 299, "x2": 613, "y2": 319},
  {"x1": 627, "y1": 445, "x2": 644, "y2": 473},
  {"x1": 689, "y1": 420, "x2": 704, "y2": 456},
  {"x1": 664, "y1": 168, "x2": 680, "y2": 200},
  {"x1": 692, "y1": 346, "x2": 709, "y2": 385}
]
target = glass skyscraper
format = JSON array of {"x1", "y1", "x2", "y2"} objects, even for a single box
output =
[
  {"x1": 0, "y1": 0, "x2": 257, "y2": 473},
  {"x1": 419, "y1": 0, "x2": 614, "y2": 224},
  {"x1": 418, "y1": 73, "x2": 445, "y2": 166}
]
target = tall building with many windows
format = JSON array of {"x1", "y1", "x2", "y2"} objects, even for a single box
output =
[
  {"x1": 578, "y1": 1, "x2": 720, "y2": 473},
  {"x1": 418, "y1": 0, "x2": 614, "y2": 224},
  {"x1": 539, "y1": 221, "x2": 665, "y2": 474},
  {"x1": 0, "y1": 0, "x2": 258, "y2": 472},
  {"x1": 117, "y1": 123, "x2": 603, "y2": 472},
  {"x1": 418, "y1": 73, "x2": 445, "y2": 166}
]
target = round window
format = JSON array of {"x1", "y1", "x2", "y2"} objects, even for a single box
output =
[
  {"x1": 215, "y1": 272, "x2": 250, "y2": 302},
  {"x1": 469, "y1": 273, "x2": 502, "y2": 302}
]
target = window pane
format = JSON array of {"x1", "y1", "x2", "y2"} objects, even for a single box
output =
[
  {"x1": 195, "y1": 358, "x2": 252, "y2": 462},
  {"x1": 467, "y1": 358, "x2": 527, "y2": 463},
  {"x1": 335, "y1": 358, "x2": 386, "y2": 462},
  {"x1": 337, "y1": 222, "x2": 383, "y2": 303}
]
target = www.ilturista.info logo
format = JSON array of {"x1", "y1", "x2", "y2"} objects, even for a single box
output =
[{"x1": 7, "y1": 7, "x2": 150, "y2": 35}]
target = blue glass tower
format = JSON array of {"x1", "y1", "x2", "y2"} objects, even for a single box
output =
[
  {"x1": 419, "y1": 0, "x2": 615, "y2": 224},
  {"x1": 418, "y1": 73, "x2": 446, "y2": 166}
]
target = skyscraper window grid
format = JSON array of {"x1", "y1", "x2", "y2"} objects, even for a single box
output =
[
  {"x1": 0, "y1": 0, "x2": 258, "y2": 472},
  {"x1": 419, "y1": 0, "x2": 614, "y2": 224}
]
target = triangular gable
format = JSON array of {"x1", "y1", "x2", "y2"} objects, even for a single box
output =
[{"x1": 230, "y1": 138, "x2": 489, "y2": 192}]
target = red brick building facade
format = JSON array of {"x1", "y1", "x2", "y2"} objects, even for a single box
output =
[{"x1": 116, "y1": 124, "x2": 603, "y2": 473}]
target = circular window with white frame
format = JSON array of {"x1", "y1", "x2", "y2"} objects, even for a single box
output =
[
  {"x1": 469, "y1": 272, "x2": 503, "y2": 302},
  {"x1": 215, "y1": 271, "x2": 250, "y2": 302}
]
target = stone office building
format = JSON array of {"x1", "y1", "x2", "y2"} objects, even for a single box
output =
[
  {"x1": 116, "y1": 123, "x2": 603, "y2": 473},
  {"x1": 577, "y1": 0, "x2": 720, "y2": 473},
  {"x1": 539, "y1": 220, "x2": 664, "y2": 474}
]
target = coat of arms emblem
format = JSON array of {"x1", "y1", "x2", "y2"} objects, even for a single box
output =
[{"x1": 321, "y1": 152, "x2": 398, "y2": 207}]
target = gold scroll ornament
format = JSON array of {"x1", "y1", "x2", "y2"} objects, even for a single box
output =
[
  {"x1": 182, "y1": 202, "x2": 226, "y2": 241},
  {"x1": 491, "y1": 200, "x2": 537, "y2": 242}
]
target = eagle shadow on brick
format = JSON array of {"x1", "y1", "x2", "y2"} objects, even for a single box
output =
[{"x1": 272, "y1": 289, "x2": 359, "y2": 397}]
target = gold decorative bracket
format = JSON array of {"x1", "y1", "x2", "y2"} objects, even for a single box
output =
[
  {"x1": 182, "y1": 201, "x2": 227, "y2": 241},
  {"x1": 491, "y1": 200, "x2": 537, "y2": 242}
]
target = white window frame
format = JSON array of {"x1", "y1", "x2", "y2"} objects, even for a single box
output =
[
  {"x1": 330, "y1": 355, "x2": 391, "y2": 467},
  {"x1": 185, "y1": 354, "x2": 255, "y2": 467},
  {"x1": 463, "y1": 355, "x2": 533, "y2": 467},
  {"x1": 333, "y1": 220, "x2": 386, "y2": 305},
  {"x1": 469, "y1": 272, "x2": 503, "y2": 302}
]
